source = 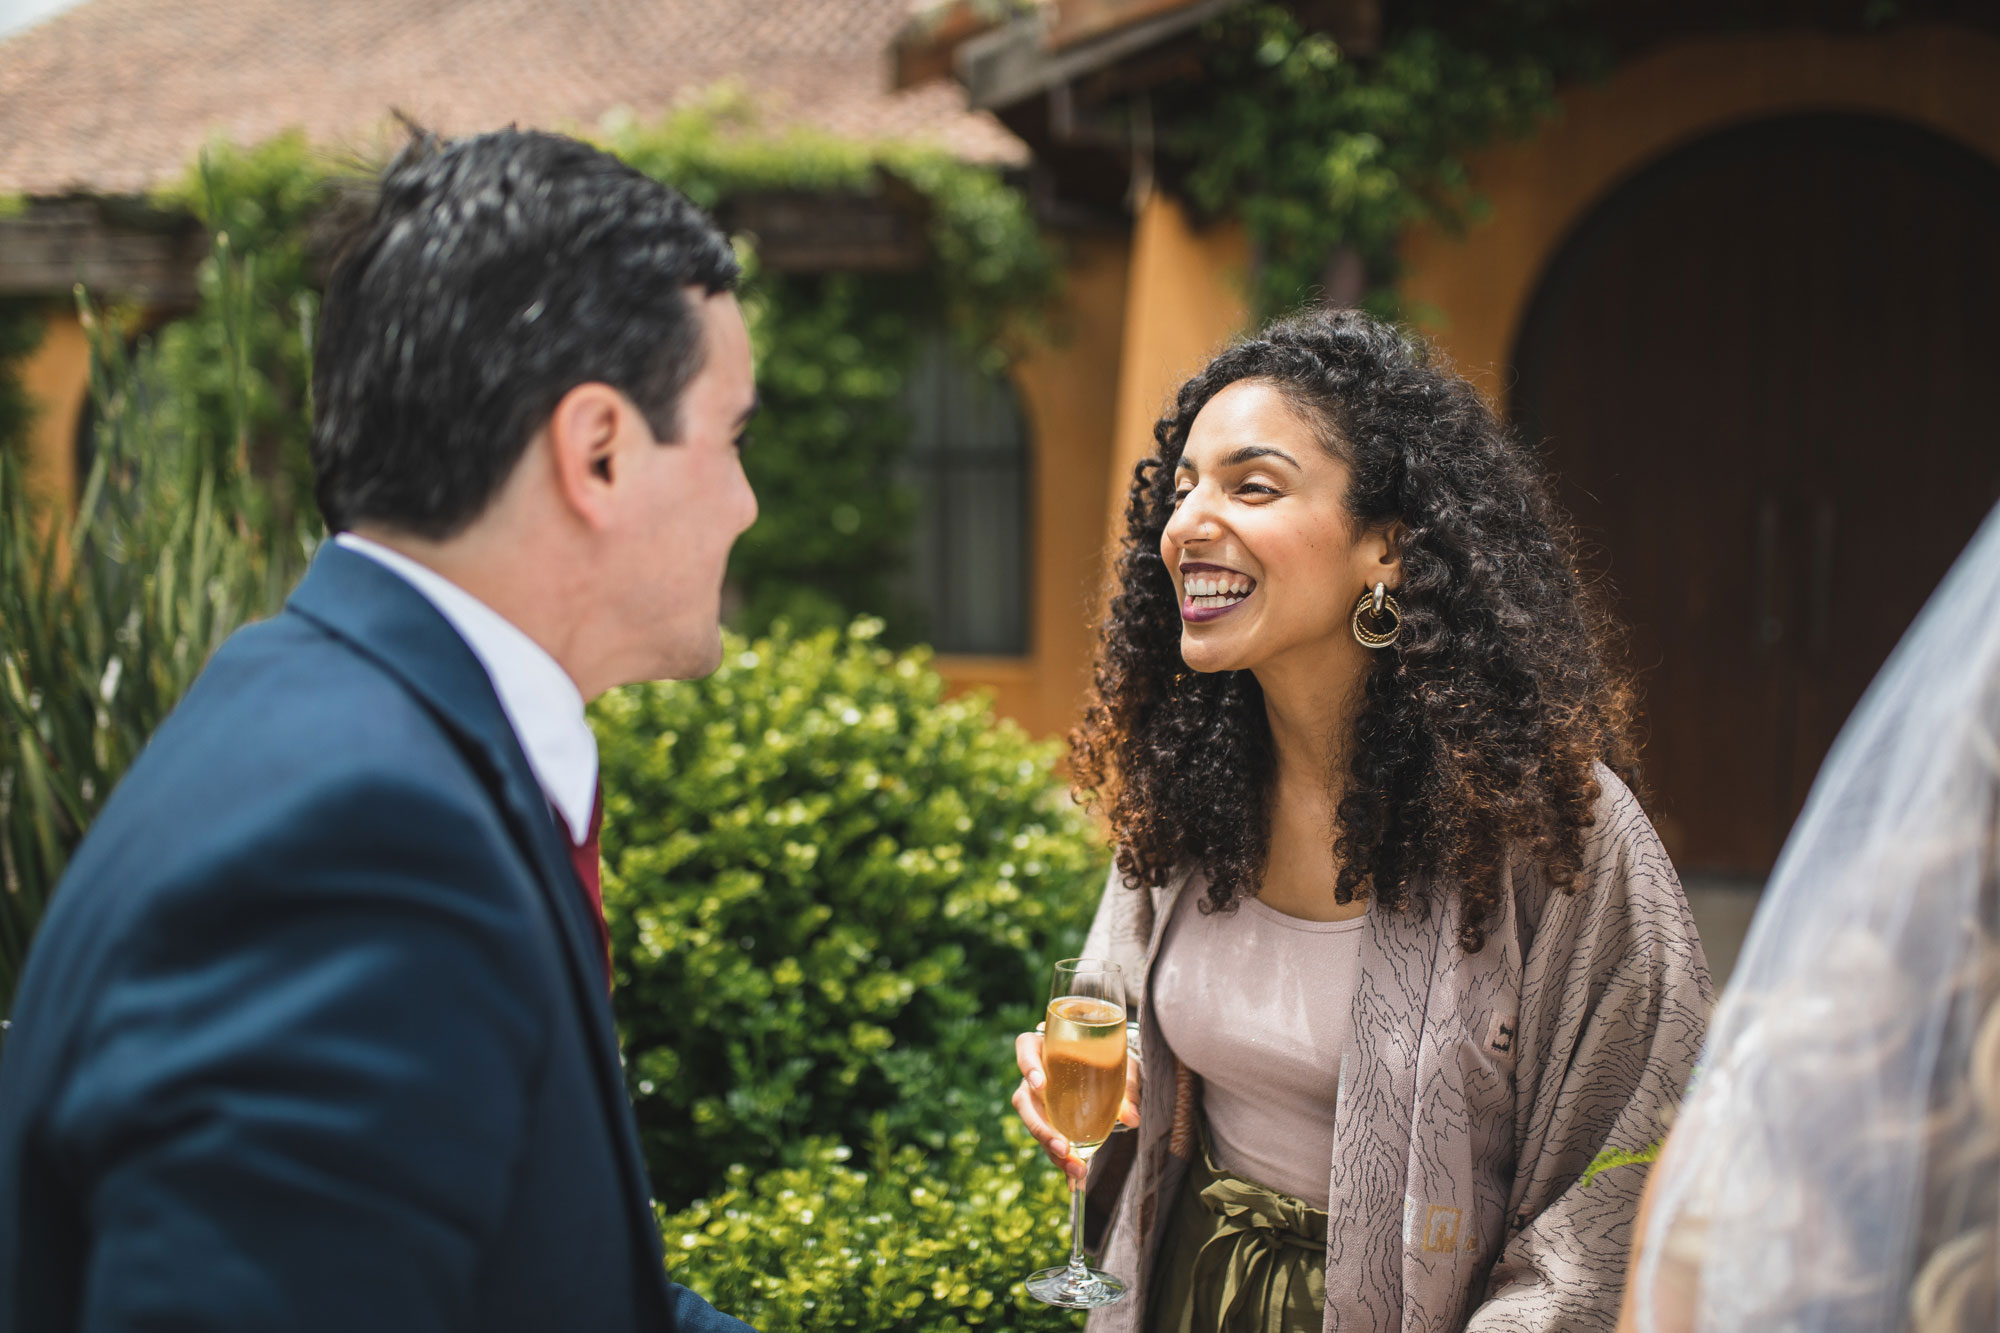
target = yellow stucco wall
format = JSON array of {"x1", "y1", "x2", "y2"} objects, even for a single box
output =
[
  {"x1": 1402, "y1": 23, "x2": 2000, "y2": 403},
  {"x1": 13, "y1": 306, "x2": 89, "y2": 516},
  {"x1": 935, "y1": 230, "x2": 1134, "y2": 741},
  {"x1": 941, "y1": 195, "x2": 1250, "y2": 741},
  {"x1": 1104, "y1": 192, "x2": 1251, "y2": 545}
]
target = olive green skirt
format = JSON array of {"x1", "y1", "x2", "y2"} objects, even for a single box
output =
[{"x1": 1144, "y1": 1139, "x2": 1328, "y2": 1333}]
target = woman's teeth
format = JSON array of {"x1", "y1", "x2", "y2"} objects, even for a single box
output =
[{"x1": 1185, "y1": 574, "x2": 1252, "y2": 609}]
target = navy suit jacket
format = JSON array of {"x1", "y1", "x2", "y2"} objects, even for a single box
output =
[{"x1": 0, "y1": 544, "x2": 752, "y2": 1332}]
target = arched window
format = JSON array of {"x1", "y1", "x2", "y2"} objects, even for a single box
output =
[{"x1": 898, "y1": 331, "x2": 1031, "y2": 656}]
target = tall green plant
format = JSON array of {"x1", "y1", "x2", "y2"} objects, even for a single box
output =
[
  {"x1": 0, "y1": 279, "x2": 316, "y2": 1014},
  {"x1": 151, "y1": 133, "x2": 329, "y2": 535}
]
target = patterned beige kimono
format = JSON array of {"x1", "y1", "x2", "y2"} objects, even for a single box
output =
[{"x1": 1080, "y1": 768, "x2": 1712, "y2": 1333}]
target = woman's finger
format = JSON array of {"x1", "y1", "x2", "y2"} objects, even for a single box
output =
[
  {"x1": 1014, "y1": 1030, "x2": 1047, "y2": 1091},
  {"x1": 1118, "y1": 1053, "x2": 1143, "y2": 1127},
  {"x1": 1010, "y1": 1079, "x2": 1072, "y2": 1164},
  {"x1": 1012, "y1": 1028, "x2": 1088, "y2": 1182}
]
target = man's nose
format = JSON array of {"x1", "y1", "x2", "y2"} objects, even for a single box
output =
[{"x1": 736, "y1": 467, "x2": 759, "y2": 535}]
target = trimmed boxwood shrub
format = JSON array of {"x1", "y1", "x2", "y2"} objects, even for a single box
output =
[
  {"x1": 594, "y1": 619, "x2": 1104, "y2": 1206},
  {"x1": 659, "y1": 1123, "x2": 1084, "y2": 1332}
]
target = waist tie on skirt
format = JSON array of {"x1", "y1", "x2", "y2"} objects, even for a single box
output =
[{"x1": 1149, "y1": 1134, "x2": 1328, "y2": 1333}]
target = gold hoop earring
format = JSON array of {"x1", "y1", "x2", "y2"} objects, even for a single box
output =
[{"x1": 1352, "y1": 582, "x2": 1402, "y2": 649}]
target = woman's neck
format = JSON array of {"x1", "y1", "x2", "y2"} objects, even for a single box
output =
[
  {"x1": 1251, "y1": 644, "x2": 1374, "y2": 922},
  {"x1": 1255, "y1": 649, "x2": 1364, "y2": 796}
]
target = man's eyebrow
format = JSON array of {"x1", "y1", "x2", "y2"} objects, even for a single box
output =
[{"x1": 1176, "y1": 445, "x2": 1301, "y2": 472}]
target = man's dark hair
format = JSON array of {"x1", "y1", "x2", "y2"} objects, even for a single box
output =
[{"x1": 311, "y1": 127, "x2": 740, "y2": 538}]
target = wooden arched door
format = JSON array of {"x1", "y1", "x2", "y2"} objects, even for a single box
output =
[{"x1": 1513, "y1": 114, "x2": 2000, "y2": 874}]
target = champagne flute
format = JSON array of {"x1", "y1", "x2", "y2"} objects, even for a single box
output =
[{"x1": 1024, "y1": 957, "x2": 1129, "y2": 1309}]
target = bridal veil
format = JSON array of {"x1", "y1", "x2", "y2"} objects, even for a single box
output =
[{"x1": 1630, "y1": 498, "x2": 2000, "y2": 1333}]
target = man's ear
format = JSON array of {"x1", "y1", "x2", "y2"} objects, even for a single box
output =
[{"x1": 545, "y1": 382, "x2": 624, "y2": 528}]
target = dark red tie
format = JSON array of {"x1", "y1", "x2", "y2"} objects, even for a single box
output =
[{"x1": 566, "y1": 784, "x2": 612, "y2": 989}]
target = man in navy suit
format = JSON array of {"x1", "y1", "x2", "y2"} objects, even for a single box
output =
[{"x1": 0, "y1": 129, "x2": 759, "y2": 1331}]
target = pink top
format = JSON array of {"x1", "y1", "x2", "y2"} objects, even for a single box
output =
[{"x1": 1151, "y1": 886, "x2": 1367, "y2": 1206}]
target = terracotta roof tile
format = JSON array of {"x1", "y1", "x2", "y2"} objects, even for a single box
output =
[{"x1": 0, "y1": 0, "x2": 1024, "y2": 197}]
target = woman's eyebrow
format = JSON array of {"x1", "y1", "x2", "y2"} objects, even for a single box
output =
[
  {"x1": 1179, "y1": 445, "x2": 1301, "y2": 473},
  {"x1": 1224, "y1": 445, "x2": 1300, "y2": 468}
]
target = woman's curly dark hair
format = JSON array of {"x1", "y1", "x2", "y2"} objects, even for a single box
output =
[{"x1": 1070, "y1": 307, "x2": 1642, "y2": 951}]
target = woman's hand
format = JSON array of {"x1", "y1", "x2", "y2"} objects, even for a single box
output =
[{"x1": 1012, "y1": 1026, "x2": 1142, "y2": 1188}]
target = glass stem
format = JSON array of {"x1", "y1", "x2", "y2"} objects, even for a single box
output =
[{"x1": 1065, "y1": 1169, "x2": 1090, "y2": 1285}]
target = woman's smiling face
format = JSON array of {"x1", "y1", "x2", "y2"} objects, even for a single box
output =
[{"x1": 1161, "y1": 378, "x2": 1397, "y2": 677}]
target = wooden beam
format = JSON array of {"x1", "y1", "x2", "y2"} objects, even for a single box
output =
[
  {"x1": 297, "y1": 177, "x2": 931, "y2": 282},
  {"x1": 719, "y1": 188, "x2": 930, "y2": 273},
  {"x1": 1048, "y1": 0, "x2": 1209, "y2": 52},
  {"x1": 956, "y1": 0, "x2": 1244, "y2": 111},
  {"x1": 0, "y1": 182, "x2": 933, "y2": 304},
  {"x1": 0, "y1": 198, "x2": 203, "y2": 306}
]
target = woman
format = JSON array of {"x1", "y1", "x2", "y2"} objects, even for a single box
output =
[
  {"x1": 1618, "y1": 499, "x2": 2000, "y2": 1333},
  {"x1": 1012, "y1": 308, "x2": 1712, "y2": 1333}
]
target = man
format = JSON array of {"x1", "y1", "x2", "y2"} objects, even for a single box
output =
[{"x1": 0, "y1": 129, "x2": 758, "y2": 1331}]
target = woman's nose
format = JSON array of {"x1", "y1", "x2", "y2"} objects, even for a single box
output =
[{"x1": 1165, "y1": 485, "x2": 1218, "y2": 547}]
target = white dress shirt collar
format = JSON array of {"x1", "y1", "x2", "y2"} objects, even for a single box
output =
[{"x1": 334, "y1": 533, "x2": 598, "y2": 843}]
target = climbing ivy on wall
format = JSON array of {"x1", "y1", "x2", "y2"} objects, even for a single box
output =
[
  {"x1": 0, "y1": 192, "x2": 40, "y2": 460},
  {"x1": 0, "y1": 302, "x2": 43, "y2": 461},
  {"x1": 603, "y1": 97, "x2": 1055, "y2": 635},
  {"x1": 1169, "y1": 1, "x2": 1603, "y2": 318},
  {"x1": 143, "y1": 102, "x2": 1056, "y2": 638}
]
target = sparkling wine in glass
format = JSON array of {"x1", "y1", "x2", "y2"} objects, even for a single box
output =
[{"x1": 1024, "y1": 958, "x2": 1129, "y2": 1309}]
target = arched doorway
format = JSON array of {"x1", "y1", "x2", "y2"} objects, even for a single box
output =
[{"x1": 1513, "y1": 113, "x2": 2000, "y2": 873}]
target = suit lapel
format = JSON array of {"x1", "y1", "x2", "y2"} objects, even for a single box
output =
[{"x1": 285, "y1": 544, "x2": 673, "y2": 1294}]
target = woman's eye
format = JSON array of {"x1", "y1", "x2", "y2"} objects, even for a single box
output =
[
  {"x1": 1172, "y1": 490, "x2": 1192, "y2": 507},
  {"x1": 1239, "y1": 482, "x2": 1278, "y2": 497}
]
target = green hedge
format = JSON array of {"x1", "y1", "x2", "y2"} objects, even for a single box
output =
[
  {"x1": 594, "y1": 619, "x2": 1104, "y2": 1207},
  {"x1": 660, "y1": 1123, "x2": 1084, "y2": 1332}
]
